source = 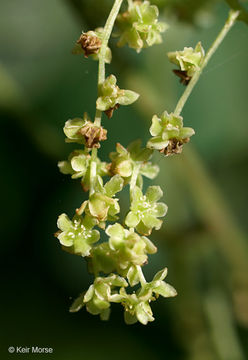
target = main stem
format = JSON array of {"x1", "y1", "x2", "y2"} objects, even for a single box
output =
[
  {"x1": 94, "y1": 0, "x2": 124, "y2": 127},
  {"x1": 174, "y1": 9, "x2": 239, "y2": 117},
  {"x1": 90, "y1": 0, "x2": 124, "y2": 195}
]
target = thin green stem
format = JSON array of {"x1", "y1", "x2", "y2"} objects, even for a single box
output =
[
  {"x1": 130, "y1": 163, "x2": 140, "y2": 198},
  {"x1": 174, "y1": 10, "x2": 239, "y2": 117},
  {"x1": 98, "y1": 0, "x2": 123, "y2": 87},
  {"x1": 90, "y1": 148, "x2": 97, "y2": 196},
  {"x1": 90, "y1": 0, "x2": 123, "y2": 194}
]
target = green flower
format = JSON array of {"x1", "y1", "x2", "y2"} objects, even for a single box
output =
[
  {"x1": 121, "y1": 288, "x2": 155, "y2": 325},
  {"x1": 125, "y1": 186, "x2": 167, "y2": 235},
  {"x1": 105, "y1": 223, "x2": 157, "y2": 271},
  {"x1": 56, "y1": 213, "x2": 100, "y2": 257},
  {"x1": 58, "y1": 150, "x2": 109, "y2": 192},
  {"x1": 138, "y1": 267, "x2": 177, "y2": 300},
  {"x1": 168, "y1": 42, "x2": 205, "y2": 79},
  {"x1": 96, "y1": 75, "x2": 139, "y2": 118},
  {"x1": 73, "y1": 28, "x2": 112, "y2": 64},
  {"x1": 121, "y1": 268, "x2": 177, "y2": 325},
  {"x1": 87, "y1": 175, "x2": 124, "y2": 222},
  {"x1": 70, "y1": 274, "x2": 128, "y2": 320},
  {"x1": 117, "y1": 1, "x2": 168, "y2": 53},
  {"x1": 110, "y1": 140, "x2": 159, "y2": 184},
  {"x1": 147, "y1": 111, "x2": 195, "y2": 156}
]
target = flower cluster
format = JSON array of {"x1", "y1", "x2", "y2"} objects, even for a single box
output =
[
  {"x1": 168, "y1": 42, "x2": 205, "y2": 84},
  {"x1": 147, "y1": 111, "x2": 195, "y2": 156},
  {"x1": 56, "y1": 0, "x2": 183, "y2": 326},
  {"x1": 96, "y1": 74, "x2": 139, "y2": 118},
  {"x1": 121, "y1": 268, "x2": 177, "y2": 325},
  {"x1": 70, "y1": 274, "x2": 128, "y2": 320},
  {"x1": 117, "y1": 1, "x2": 168, "y2": 52},
  {"x1": 70, "y1": 268, "x2": 176, "y2": 325}
]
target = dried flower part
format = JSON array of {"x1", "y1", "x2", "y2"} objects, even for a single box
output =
[
  {"x1": 147, "y1": 111, "x2": 195, "y2": 156},
  {"x1": 173, "y1": 69, "x2": 191, "y2": 86},
  {"x1": 117, "y1": 1, "x2": 168, "y2": 52},
  {"x1": 77, "y1": 31, "x2": 102, "y2": 58},
  {"x1": 160, "y1": 137, "x2": 190, "y2": 156},
  {"x1": 96, "y1": 75, "x2": 139, "y2": 118},
  {"x1": 168, "y1": 41, "x2": 205, "y2": 79},
  {"x1": 79, "y1": 123, "x2": 107, "y2": 148},
  {"x1": 72, "y1": 28, "x2": 112, "y2": 64},
  {"x1": 63, "y1": 113, "x2": 107, "y2": 148},
  {"x1": 104, "y1": 104, "x2": 120, "y2": 119}
]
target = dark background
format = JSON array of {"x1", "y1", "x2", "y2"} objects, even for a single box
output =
[{"x1": 1, "y1": 0, "x2": 248, "y2": 359}]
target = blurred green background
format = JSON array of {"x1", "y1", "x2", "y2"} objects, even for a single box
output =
[{"x1": 1, "y1": 0, "x2": 248, "y2": 359}]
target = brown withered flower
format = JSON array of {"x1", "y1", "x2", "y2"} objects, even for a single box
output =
[
  {"x1": 78, "y1": 123, "x2": 107, "y2": 148},
  {"x1": 77, "y1": 32, "x2": 102, "y2": 58},
  {"x1": 173, "y1": 69, "x2": 191, "y2": 86},
  {"x1": 160, "y1": 137, "x2": 190, "y2": 156},
  {"x1": 104, "y1": 104, "x2": 120, "y2": 119}
]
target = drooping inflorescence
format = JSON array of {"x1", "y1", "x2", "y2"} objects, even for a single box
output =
[{"x1": 55, "y1": 0, "x2": 239, "y2": 325}]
